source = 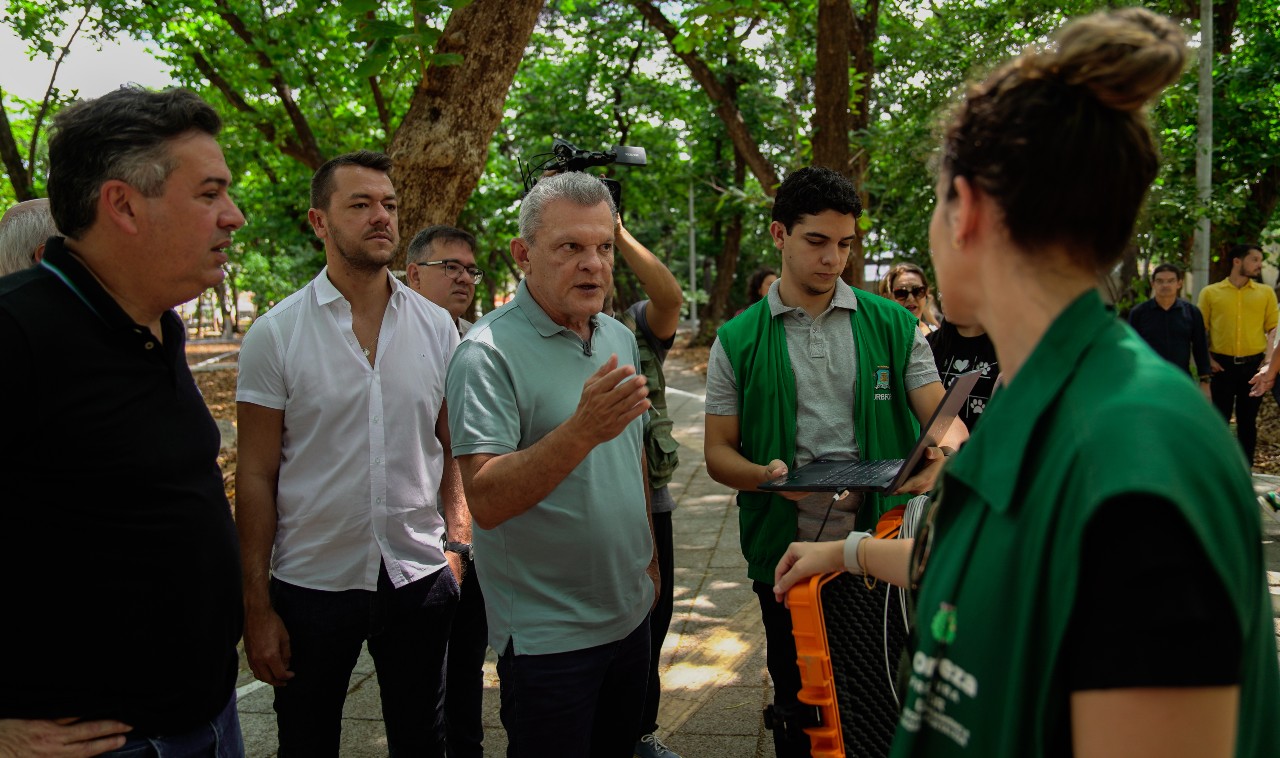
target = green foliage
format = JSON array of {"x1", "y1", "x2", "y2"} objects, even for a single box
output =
[{"x1": 3, "y1": 0, "x2": 1278, "y2": 311}]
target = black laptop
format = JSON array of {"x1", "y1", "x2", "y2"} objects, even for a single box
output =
[{"x1": 757, "y1": 370, "x2": 980, "y2": 493}]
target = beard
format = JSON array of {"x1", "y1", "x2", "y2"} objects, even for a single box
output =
[{"x1": 332, "y1": 226, "x2": 395, "y2": 273}]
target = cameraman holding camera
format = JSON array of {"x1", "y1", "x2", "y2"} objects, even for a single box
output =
[{"x1": 611, "y1": 221, "x2": 685, "y2": 758}]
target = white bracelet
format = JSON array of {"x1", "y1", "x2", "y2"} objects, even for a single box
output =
[{"x1": 843, "y1": 531, "x2": 873, "y2": 576}]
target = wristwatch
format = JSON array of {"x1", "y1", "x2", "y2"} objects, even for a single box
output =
[{"x1": 445, "y1": 541, "x2": 473, "y2": 560}]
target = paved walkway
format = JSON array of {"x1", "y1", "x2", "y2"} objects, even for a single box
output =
[{"x1": 234, "y1": 349, "x2": 1280, "y2": 756}]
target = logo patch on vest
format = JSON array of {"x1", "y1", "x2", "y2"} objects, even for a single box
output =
[
  {"x1": 874, "y1": 365, "x2": 892, "y2": 400},
  {"x1": 930, "y1": 602, "x2": 957, "y2": 645}
]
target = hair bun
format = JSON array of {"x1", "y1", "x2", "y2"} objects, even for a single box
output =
[{"x1": 1048, "y1": 7, "x2": 1188, "y2": 112}]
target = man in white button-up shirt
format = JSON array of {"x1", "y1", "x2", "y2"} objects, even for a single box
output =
[{"x1": 235, "y1": 151, "x2": 466, "y2": 757}]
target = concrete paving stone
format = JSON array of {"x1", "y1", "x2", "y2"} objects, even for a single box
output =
[
  {"x1": 237, "y1": 711, "x2": 278, "y2": 757},
  {"x1": 352, "y1": 646, "x2": 376, "y2": 674},
  {"x1": 675, "y1": 597, "x2": 746, "y2": 622},
  {"x1": 676, "y1": 547, "x2": 714, "y2": 569},
  {"x1": 337, "y1": 719, "x2": 390, "y2": 756},
  {"x1": 675, "y1": 685, "x2": 770, "y2": 736},
  {"x1": 673, "y1": 514, "x2": 729, "y2": 535},
  {"x1": 339, "y1": 672, "x2": 384, "y2": 721},
  {"x1": 236, "y1": 684, "x2": 275, "y2": 715},
  {"x1": 663, "y1": 732, "x2": 764, "y2": 758},
  {"x1": 679, "y1": 493, "x2": 736, "y2": 508},
  {"x1": 673, "y1": 531, "x2": 722, "y2": 550},
  {"x1": 710, "y1": 547, "x2": 749, "y2": 569}
]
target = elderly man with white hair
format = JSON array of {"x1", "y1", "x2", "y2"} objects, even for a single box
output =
[{"x1": 0, "y1": 198, "x2": 58, "y2": 277}]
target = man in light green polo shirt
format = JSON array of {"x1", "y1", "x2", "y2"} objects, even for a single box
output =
[{"x1": 445, "y1": 171, "x2": 656, "y2": 758}]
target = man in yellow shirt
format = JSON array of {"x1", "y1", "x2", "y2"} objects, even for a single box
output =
[{"x1": 1198, "y1": 243, "x2": 1278, "y2": 465}]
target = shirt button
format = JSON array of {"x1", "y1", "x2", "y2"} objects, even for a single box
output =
[
  {"x1": 376, "y1": 497, "x2": 383, "y2": 505},
  {"x1": 373, "y1": 416, "x2": 381, "y2": 424},
  {"x1": 144, "y1": 342, "x2": 155, "y2": 350},
  {"x1": 374, "y1": 457, "x2": 382, "y2": 465}
]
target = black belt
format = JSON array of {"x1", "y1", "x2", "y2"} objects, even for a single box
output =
[{"x1": 1212, "y1": 352, "x2": 1264, "y2": 365}]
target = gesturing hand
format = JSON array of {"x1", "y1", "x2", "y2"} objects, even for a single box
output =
[{"x1": 571, "y1": 354, "x2": 651, "y2": 446}]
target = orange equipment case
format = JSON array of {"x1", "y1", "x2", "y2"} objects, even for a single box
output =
[{"x1": 786, "y1": 511, "x2": 911, "y2": 758}]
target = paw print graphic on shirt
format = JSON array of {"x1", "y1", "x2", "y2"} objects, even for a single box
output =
[
  {"x1": 975, "y1": 361, "x2": 992, "y2": 377},
  {"x1": 969, "y1": 397, "x2": 986, "y2": 415}
]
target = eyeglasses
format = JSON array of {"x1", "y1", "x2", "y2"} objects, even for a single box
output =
[
  {"x1": 893, "y1": 285, "x2": 928, "y2": 301},
  {"x1": 418, "y1": 259, "x2": 483, "y2": 285}
]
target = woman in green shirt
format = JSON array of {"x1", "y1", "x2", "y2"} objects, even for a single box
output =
[{"x1": 774, "y1": 8, "x2": 1280, "y2": 757}]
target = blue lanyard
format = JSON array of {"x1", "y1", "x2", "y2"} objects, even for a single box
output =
[{"x1": 40, "y1": 258, "x2": 104, "y2": 322}]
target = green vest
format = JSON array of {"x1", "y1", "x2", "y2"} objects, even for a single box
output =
[
  {"x1": 718, "y1": 289, "x2": 921, "y2": 583},
  {"x1": 895, "y1": 291, "x2": 1280, "y2": 756}
]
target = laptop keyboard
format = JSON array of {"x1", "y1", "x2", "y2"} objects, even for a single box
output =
[{"x1": 813, "y1": 459, "x2": 901, "y2": 486}]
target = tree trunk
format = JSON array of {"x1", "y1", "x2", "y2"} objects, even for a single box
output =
[
  {"x1": 216, "y1": 279, "x2": 235, "y2": 339},
  {"x1": 815, "y1": 0, "x2": 861, "y2": 287},
  {"x1": 694, "y1": 145, "x2": 747, "y2": 347},
  {"x1": 229, "y1": 275, "x2": 241, "y2": 334},
  {"x1": 845, "y1": 0, "x2": 880, "y2": 290},
  {"x1": 0, "y1": 91, "x2": 35, "y2": 201},
  {"x1": 813, "y1": 0, "x2": 853, "y2": 178},
  {"x1": 388, "y1": 0, "x2": 545, "y2": 268}
]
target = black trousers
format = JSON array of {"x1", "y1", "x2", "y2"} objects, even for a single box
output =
[
  {"x1": 446, "y1": 555, "x2": 488, "y2": 758},
  {"x1": 754, "y1": 581, "x2": 813, "y2": 758},
  {"x1": 639, "y1": 510, "x2": 675, "y2": 737},
  {"x1": 1210, "y1": 352, "x2": 1265, "y2": 464}
]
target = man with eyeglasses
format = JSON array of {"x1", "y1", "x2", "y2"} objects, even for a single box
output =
[
  {"x1": 404, "y1": 224, "x2": 487, "y2": 758},
  {"x1": 407, "y1": 225, "x2": 483, "y2": 335},
  {"x1": 1127, "y1": 262, "x2": 1211, "y2": 401}
]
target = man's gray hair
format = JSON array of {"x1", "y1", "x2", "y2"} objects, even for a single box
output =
[
  {"x1": 0, "y1": 199, "x2": 59, "y2": 277},
  {"x1": 518, "y1": 172, "x2": 617, "y2": 243}
]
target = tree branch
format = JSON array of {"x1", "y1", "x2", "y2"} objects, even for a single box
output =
[
  {"x1": 628, "y1": 0, "x2": 779, "y2": 195},
  {"x1": 211, "y1": 0, "x2": 324, "y2": 168},
  {"x1": 180, "y1": 41, "x2": 314, "y2": 166},
  {"x1": 365, "y1": 11, "x2": 392, "y2": 137},
  {"x1": 28, "y1": 6, "x2": 90, "y2": 172},
  {"x1": 612, "y1": 37, "x2": 644, "y2": 145}
]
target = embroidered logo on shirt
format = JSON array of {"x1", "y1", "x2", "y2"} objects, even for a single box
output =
[
  {"x1": 875, "y1": 366, "x2": 893, "y2": 400},
  {"x1": 870, "y1": 366, "x2": 890, "y2": 391},
  {"x1": 931, "y1": 602, "x2": 957, "y2": 645}
]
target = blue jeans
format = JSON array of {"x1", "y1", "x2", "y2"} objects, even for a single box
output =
[
  {"x1": 497, "y1": 615, "x2": 650, "y2": 758},
  {"x1": 98, "y1": 692, "x2": 242, "y2": 758},
  {"x1": 270, "y1": 563, "x2": 458, "y2": 758}
]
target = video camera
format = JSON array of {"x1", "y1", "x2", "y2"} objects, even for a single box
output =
[{"x1": 519, "y1": 138, "x2": 647, "y2": 215}]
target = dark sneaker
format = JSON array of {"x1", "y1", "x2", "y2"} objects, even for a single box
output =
[{"x1": 635, "y1": 732, "x2": 682, "y2": 758}]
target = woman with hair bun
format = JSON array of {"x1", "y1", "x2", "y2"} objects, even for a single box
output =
[{"x1": 775, "y1": 8, "x2": 1280, "y2": 756}]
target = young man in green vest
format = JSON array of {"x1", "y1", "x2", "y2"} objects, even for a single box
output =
[{"x1": 704, "y1": 166, "x2": 966, "y2": 757}]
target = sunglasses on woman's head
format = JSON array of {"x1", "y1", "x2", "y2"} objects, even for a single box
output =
[{"x1": 893, "y1": 286, "x2": 927, "y2": 301}]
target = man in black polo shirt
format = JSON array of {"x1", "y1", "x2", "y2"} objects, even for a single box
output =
[
  {"x1": 0, "y1": 87, "x2": 247, "y2": 757},
  {"x1": 1128, "y1": 262, "x2": 1212, "y2": 400}
]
